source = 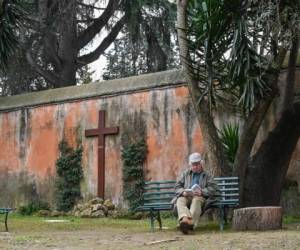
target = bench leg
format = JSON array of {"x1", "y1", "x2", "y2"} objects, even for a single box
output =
[
  {"x1": 150, "y1": 209, "x2": 155, "y2": 232},
  {"x1": 157, "y1": 211, "x2": 162, "y2": 230},
  {"x1": 223, "y1": 206, "x2": 228, "y2": 225},
  {"x1": 219, "y1": 206, "x2": 224, "y2": 231},
  {"x1": 4, "y1": 212, "x2": 8, "y2": 232}
]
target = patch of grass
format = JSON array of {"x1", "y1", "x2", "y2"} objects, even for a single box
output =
[
  {"x1": 7, "y1": 214, "x2": 172, "y2": 233},
  {"x1": 283, "y1": 215, "x2": 300, "y2": 224},
  {"x1": 4, "y1": 213, "x2": 233, "y2": 235}
]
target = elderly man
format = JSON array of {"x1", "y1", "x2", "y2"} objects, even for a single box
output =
[{"x1": 175, "y1": 152, "x2": 219, "y2": 234}]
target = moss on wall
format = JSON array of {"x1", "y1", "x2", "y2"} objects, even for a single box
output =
[{"x1": 0, "y1": 168, "x2": 55, "y2": 208}]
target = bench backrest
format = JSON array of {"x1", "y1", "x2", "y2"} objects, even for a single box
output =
[
  {"x1": 214, "y1": 177, "x2": 239, "y2": 206},
  {"x1": 142, "y1": 180, "x2": 176, "y2": 207},
  {"x1": 141, "y1": 177, "x2": 239, "y2": 207}
]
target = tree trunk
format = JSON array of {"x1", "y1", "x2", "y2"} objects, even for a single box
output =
[
  {"x1": 233, "y1": 49, "x2": 287, "y2": 206},
  {"x1": 233, "y1": 207, "x2": 282, "y2": 230},
  {"x1": 243, "y1": 103, "x2": 300, "y2": 206},
  {"x1": 177, "y1": 0, "x2": 230, "y2": 176},
  {"x1": 242, "y1": 37, "x2": 299, "y2": 207},
  {"x1": 56, "y1": 0, "x2": 77, "y2": 87}
]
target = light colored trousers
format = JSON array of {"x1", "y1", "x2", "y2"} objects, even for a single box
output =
[{"x1": 177, "y1": 196, "x2": 206, "y2": 227}]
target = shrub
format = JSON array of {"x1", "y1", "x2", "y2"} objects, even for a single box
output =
[
  {"x1": 18, "y1": 200, "x2": 50, "y2": 215},
  {"x1": 121, "y1": 139, "x2": 147, "y2": 212},
  {"x1": 55, "y1": 140, "x2": 83, "y2": 212}
]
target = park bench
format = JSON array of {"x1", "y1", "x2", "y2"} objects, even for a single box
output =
[
  {"x1": 136, "y1": 177, "x2": 239, "y2": 231},
  {"x1": 0, "y1": 208, "x2": 14, "y2": 231}
]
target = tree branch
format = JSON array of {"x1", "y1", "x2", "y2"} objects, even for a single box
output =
[
  {"x1": 26, "y1": 51, "x2": 60, "y2": 87},
  {"x1": 77, "y1": 1, "x2": 107, "y2": 11},
  {"x1": 76, "y1": 0, "x2": 119, "y2": 50},
  {"x1": 77, "y1": 14, "x2": 126, "y2": 66}
]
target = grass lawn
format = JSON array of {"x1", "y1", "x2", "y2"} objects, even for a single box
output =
[{"x1": 1, "y1": 214, "x2": 300, "y2": 249}]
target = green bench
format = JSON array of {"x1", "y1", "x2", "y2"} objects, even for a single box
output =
[
  {"x1": 210, "y1": 176, "x2": 239, "y2": 230},
  {"x1": 0, "y1": 208, "x2": 14, "y2": 231},
  {"x1": 137, "y1": 177, "x2": 239, "y2": 231},
  {"x1": 136, "y1": 180, "x2": 176, "y2": 231}
]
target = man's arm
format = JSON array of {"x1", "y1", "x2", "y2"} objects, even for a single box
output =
[
  {"x1": 174, "y1": 171, "x2": 186, "y2": 196},
  {"x1": 201, "y1": 175, "x2": 220, "y2": 198}
]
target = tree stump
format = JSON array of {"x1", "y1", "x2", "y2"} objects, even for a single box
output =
[{"x1": 233, "y1": 207, "x2": 283, "y2": 230}]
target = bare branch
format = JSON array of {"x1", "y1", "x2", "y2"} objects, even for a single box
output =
[
  {"x1": 77, "y1": 1, "x2": 107, "y2": 11},
  {"x1": 77, "y1": 14, "x2": 126, "y2": 66},
  {"x1": 76, "y1": 0, "x2": 119, "y2": 50}
]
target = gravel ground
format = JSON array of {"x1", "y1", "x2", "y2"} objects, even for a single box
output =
[{"x1": 1, "y1": 225, "x2": 300, "y2": 250}]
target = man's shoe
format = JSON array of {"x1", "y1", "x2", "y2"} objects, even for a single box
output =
[
  {"x1": 179, "y1": 217, "x2": 193, "y2": 234},
  {"x1": 179, "y1": 219, "x2": 189, "y2": 234},
  {"x1": 186, "y1": 217, "x2": 194, "y2": 231}
]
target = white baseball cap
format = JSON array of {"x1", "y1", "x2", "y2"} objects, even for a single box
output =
[{"x1": 189, "y1": 152, "x2": 202, "y2": 164}]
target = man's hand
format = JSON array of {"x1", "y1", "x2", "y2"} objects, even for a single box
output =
[
  {"x1": 182, "y1": 191, "x2": 193, "y2": 197},
  {"x1": 193, "y1": 189, "x2": 203, "y2": 197}
]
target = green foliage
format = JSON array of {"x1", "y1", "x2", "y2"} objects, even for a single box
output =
[
  {"x1": 18, "y1": 200, "x2": 50, "y2": 216},
  {"x1": 0, "y1": 0, "x2": 29, "y2": 70},
  {"x1": 218, "y1": 123, "x2": 239, "y2": 168},
  {"x1": 55, "y1": 140, "x2": 83, "y2": 212},
  {"x1": 185, "y1": 0, "x2": 276, "y2": 113},
  {"x1": 103, "y1": 0, "x2": 178, "y2": 80},
  {"x1": 227, "y1": 18, "x2": 269, "y2": 111},
  {"x1": 121, "y1": 139, "x2": 147, "y2": 212}
]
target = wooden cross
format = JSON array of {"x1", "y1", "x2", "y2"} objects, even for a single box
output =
[{"x1": 85, "y1": 110, "x2": 119, "y2": 198}]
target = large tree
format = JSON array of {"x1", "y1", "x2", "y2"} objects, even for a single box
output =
[
  {"x1": 23, "y1": 0, "x2": 142, "y2": 88},
  {"x1": 102, "y1": 0, "x2": 179, "y2": 80},
  {"x1": 177, "y1": 0, "x2": 300, "y2": 206}
]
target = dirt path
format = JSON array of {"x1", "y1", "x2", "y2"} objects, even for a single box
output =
[{"x1": 1, "y1": 227, "x2": 300, "y2": 250}]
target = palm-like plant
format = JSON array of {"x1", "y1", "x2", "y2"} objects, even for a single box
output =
[
  {"x1": 0, "y1": 0, "x2": 27, "y2": 70},
  {"x1": 185, "y1": 0, "x2": 270, "y2": 113},
  {"x1": 218, "y1": 123, "x2": 239, "y2": 168}
]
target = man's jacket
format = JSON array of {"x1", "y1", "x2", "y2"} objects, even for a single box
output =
[{"x1": 173, "y1": 168, "x2": 220, "y2": 211}]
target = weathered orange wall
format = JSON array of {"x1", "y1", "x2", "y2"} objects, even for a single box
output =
[
  {"x1": 0, "y1": 85, "x2": 203, "y2": 206},
  {"x1": 1, "y1": 69, "x2": 300, "y2": 207}
]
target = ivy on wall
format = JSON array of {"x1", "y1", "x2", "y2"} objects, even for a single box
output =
[
  {"x1": 55, "y1": 140, "x2": 83, "y2": 212},
  {"x1": 121, "y1": 139, "x2": 147, "y2": 211}
]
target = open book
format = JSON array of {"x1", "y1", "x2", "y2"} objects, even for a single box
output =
[{"x1": 184, "y1": 184, "x2": 201, "y2": 195}]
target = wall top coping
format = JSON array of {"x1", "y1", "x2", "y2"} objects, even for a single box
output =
[{"x1": 0, "y1": 69, "x2": 186, "y2": 112}]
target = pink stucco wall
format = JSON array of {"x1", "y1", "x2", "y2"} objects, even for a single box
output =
[
  {"x1": 0, "y1": 68, "x2": 299, "y2": 207},
  {"x1": 0, "y1": 85, "x2": 203, "y2": 206}
]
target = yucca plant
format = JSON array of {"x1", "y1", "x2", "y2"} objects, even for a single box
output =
[
  {"x1": 185, "y1": 0, "x2": 270, "y2": 113},
  {"x1": 0, "y1": 0, "x2": 28, "y2": 70},
  {"x1": 218, "y1": 123, "x2": 239, "y2": 168}
]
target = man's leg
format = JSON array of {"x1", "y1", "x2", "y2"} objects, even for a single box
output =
[
  {"x1": 176, "y1": 196, "x2": 193, "y2": 234},
  {"x1": 176, "y1": 196, "x2": 191, "y2": 221},
  {"x1": 190, "y1": 196, "x2": 206, "y2": 228}
]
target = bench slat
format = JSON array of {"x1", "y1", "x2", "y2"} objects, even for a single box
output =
[
  {"x1": 219, "y1": 187, "x2": 239, "y2": 191},
  {"x1": 144, "y1": 186, "x2": 175, "y2": 190},
  {"x1": 218, "y1": 198, "x2": 239, "y2": 202},
  {"x1": 138, "y1": 204, "x2": 173, "y2": 208},
  {"x1": 217, "y1": 182, "x2": 239, "y2": 186},
  {"x1": 219, "y1": 193, "x2": 239, "y2": 197},
  {"x1": 143, "y1": 191, "x2": 175, "y2": 196},
  {"x1": 143, "y1": 198, "x2": 174, "y2": 202},
  {"x1": 214, "y1": 177, "x2": 239, "y2": 181},
  {"x1": 145, "y1": 181, "x2": 176, "y2": 185}
]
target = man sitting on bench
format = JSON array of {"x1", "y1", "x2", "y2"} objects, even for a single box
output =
[{"x1": 174, "y1": 152, "x2": 219, "y2": 234}]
